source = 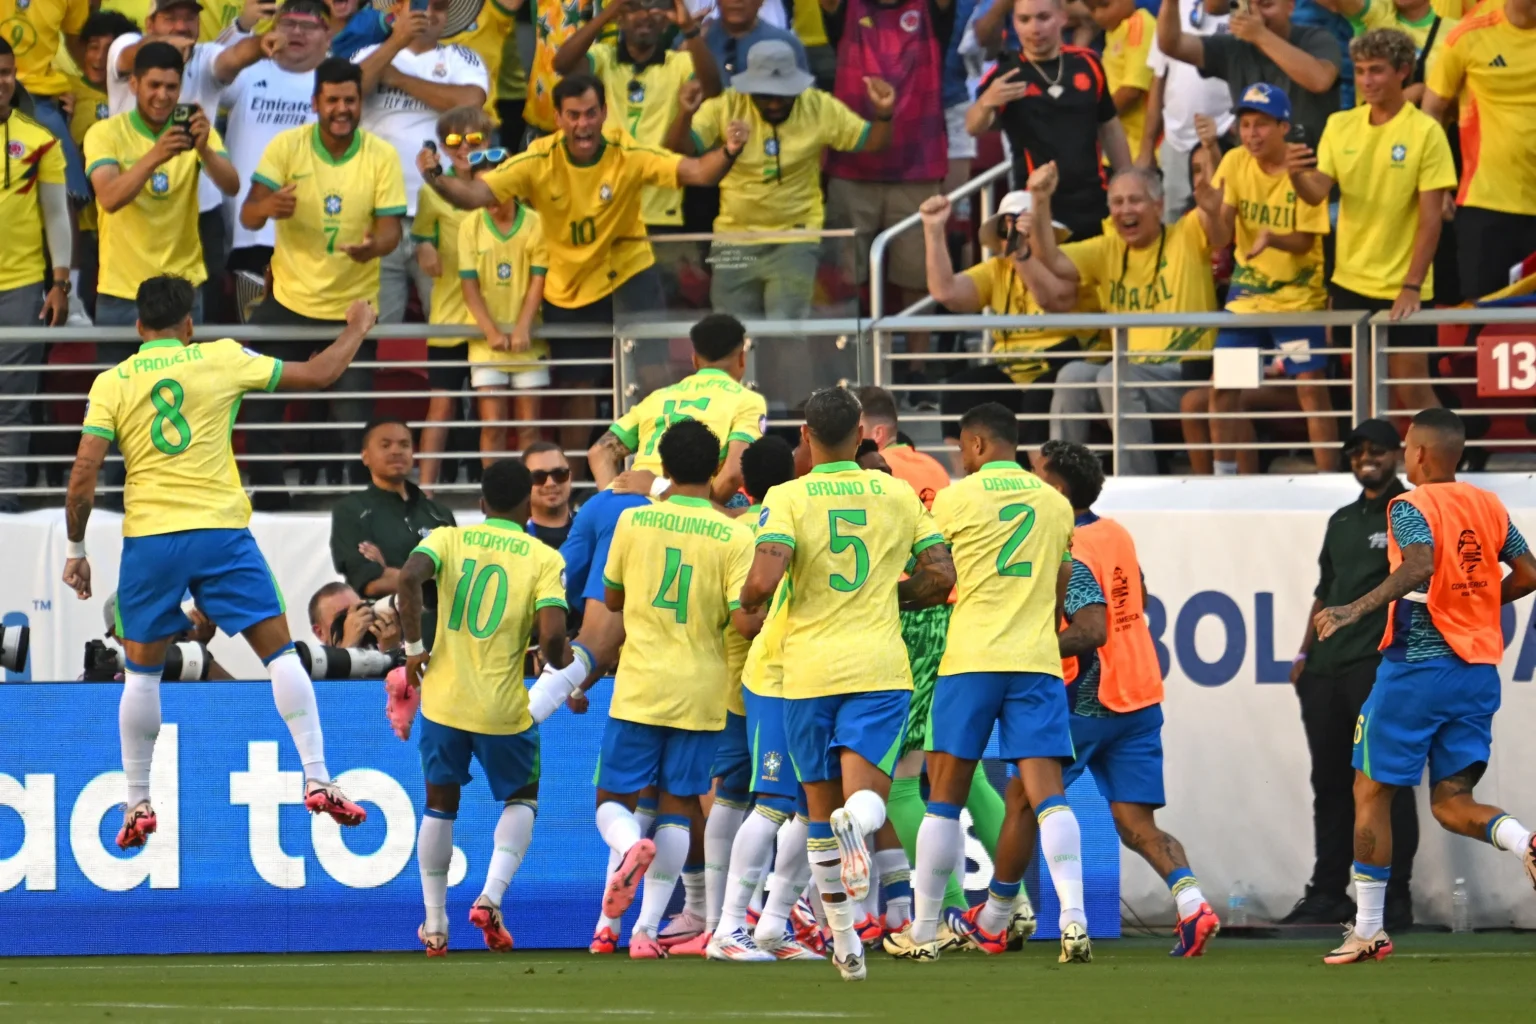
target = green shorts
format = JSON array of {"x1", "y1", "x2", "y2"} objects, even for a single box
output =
[{"x1": 899, "y1": 604, "x2": 951, "y2": 757}]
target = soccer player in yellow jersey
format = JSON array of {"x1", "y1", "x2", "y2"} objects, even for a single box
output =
[
  {"x1": 738, "y1": 387, "x2": 956, "y2": 982},
  {"x1": 396, "y1": 460, "x2": 574, "y2": 957},
  {"x1": 590, "y1": 419, "x2": 758, "y2": 960},
  {"x1": 889, "y1": 403, "x2": 1092, "y2": 965},
  {"x1": 61, "y1": 276, "x2": 377, "y2": 851}
]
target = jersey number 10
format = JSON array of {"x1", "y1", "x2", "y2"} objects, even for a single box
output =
[{"x1": 447, "y1": 558, "x2": 510, "y2": 638}]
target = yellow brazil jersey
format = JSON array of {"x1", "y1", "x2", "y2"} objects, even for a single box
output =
[
  {"x1": 1213, "y1": 146, "x2": 1329, "y2": 313},
  {"x1": 1428, "y1": 8, "x2": 1536, "y2": 217},
  {"x1": 413, "y1": 519, "x2": 568, "y2": 736},
  {"x1": 602, "y1": 495, "x2": 754, "y2": 732},
  {"x1": 0, "y1": 113, "x2": 64, "y2": 293},
  {"x1": 1317, "y1": 101, "x2": 1456, "y2": 300},
  {"x1": 525, "y1": 0, "x2": 610, "y2": 132},
  {"x1": 483, "y1": 124, "x2": 680, "y2": 308},
  {"x1": 610, "y1": 367, "x2": 767, "y2": 474},
  {"x1": 445, "y1": 0, "x2": 518, "y2": 116},
  {"x1": 1, "y1": 0, "x2": 89, "y2": 96},
  {"x1": 590, "y1": 43, "x2": 693, "y2": 226},
  {"x1": 82, "y1": 339, "x2": 281, "y2": 538},
  {"x1": 199, "y1": 0, "x2": 241, "y2": 39},
  {"x1": 100, "y1": 0, "x2": 151, "y2": 27},
  {"x1": 757, "y1": 462, "x2": 944, "y2": 699},
  {"x1": 252, "y1": 124, "x2": 408, "y2": 319},
  {"x1": 456, "y1": 204, "x2": 551, "y2": 376},
  {"x1": 741, "y1": 573, "x2": 789, "y2": 697},
  {"x1": 961, "y1": 255, "x2": 1102, "y2": 385},
  {"x1": 415, "y1": 177, "x2": 472, "y2": 349},
  {"x1": 720, "y1": 503, "x2": 768, "y2": 715},
  {"x1": 84, "y1": 111, "x2": 224, "y2": 300},
  {"x1": 1061, "y1": 210, "x2": 1216, "y2": 359},
  {"x1": 791, "y1": 0, "x2": 828, "y2": 48},
  {"x1": 66, "y1": 77, "x2": 110, "y2": 231},
  {"x1": 1350, "y1": 0, "x2": 1455, "y2": 109},
  {"x1": 1102, "y1": 9, "x2": 1156, "y2": 163},
  {"x1": 691, "y1": 88, "x2": 869, "y2": 234},
  {"x1": 930, "y1": 462, "x2": 1074, "y2": 678}
]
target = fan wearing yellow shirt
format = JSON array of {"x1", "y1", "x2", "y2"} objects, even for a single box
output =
[
  {"x1": 1087, "y1": 0, "x2": 1157, "y2": 165},
  {"x1": 554, "y1": 0, "x2": 721, "y2": 229},
  {"x1": 1319, "y1": 0, "x2": 1455, "y2": 105},
  {"x1": 397, "y1": 459, "x2": 574, "y2": 957},
  {"x1": 590, "y1": 419, "x2": 758, "y2": 960},
  {"x1": 65, "y1": 10, "x2": 131, "y2": 247},
  {"x1": 1209, "y1": 84, "x2": 1335, "y2": 475},
  {"x1": 3, "y1": 0, "x2": 91, "y2": 196},
  {"x1": 62, "y1": 276, "x2": 377, "y2": 857},
  {"x1": 738, "y1": 386, "x2": 956, "y2": 982}
]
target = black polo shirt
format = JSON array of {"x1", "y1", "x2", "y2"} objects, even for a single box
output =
[
  {"x1": 329, "y1": 482, "x2": 457, "y2": 596},
  {"x1": 1308, "y1": 477, "x2": 1408, "y2": 675},
  {"x1": 982, "y1": 47, "x2": 1117, "y2": 242}
]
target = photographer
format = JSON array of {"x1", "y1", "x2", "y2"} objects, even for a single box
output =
[
  {"x1": 307, "y1": 581, "x2": 404, "y2": 651},
  {"x1": 85, "y1": 592, "x2": 231, "y2": 681}
]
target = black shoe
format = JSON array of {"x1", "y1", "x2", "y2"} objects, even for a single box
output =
[
  {"x1": 1384, "y1": 891, "x2": 1414, "y2": 932},
  {"x1": 1278, "y1": 889, "x2": 1356, "y2": 926}
]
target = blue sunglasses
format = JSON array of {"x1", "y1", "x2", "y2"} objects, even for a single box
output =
[{"x1": 468, "y1": 147, "x2": 511, "y2": 169}]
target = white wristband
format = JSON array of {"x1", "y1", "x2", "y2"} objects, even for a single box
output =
[
  {"x1": 66, "y1": 539, "x2": 87, "y2": 559},
  {"x1": 649, "y1": 476, "x2": 671, "y2": 498},
  {"x1": 403, "y1": 639, "x2": 426, "y2": 657}
]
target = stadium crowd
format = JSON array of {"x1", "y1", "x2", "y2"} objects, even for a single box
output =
[{"x1": 2, "y1": 0, "x2": 1535, "y2": 506}]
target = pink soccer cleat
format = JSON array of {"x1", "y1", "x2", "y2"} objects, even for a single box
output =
[
  {"x1": 418, "y1": 923, "x2": 447, "y2": 958},
  {"x1": 854, "y1": 912, "x2": 885, "y2": 948},
  {"x1": 305, "y1": 779, "x2": 367, "y2": 826},
  {"x1": 384, "y1": 667, "x2": 420, "y2": 741},
  {"x1": 589, "y1": 926, "x2": 619, "y2": 954},
  {"x1": 115, "y1": 800, "x2": 157, "y2": 850},
  {"x1": 667, "y1": 930, "x2": 712, "y2": 956},
  {"x1": 1170, "y1": 903, "x2": 1220, "y2": 958},
  {"x1": 960, "y1": 903, "x2": 1009, "y2": 955},
  {"x1": 469, "y1": 897, "x2": 514, "y2": 952},
  {"x1": 659, "y1": 907, "x2": 706, "y2": 945},
  {"x1": 602, "y1": 839, "x2": 655, "y2": 919},
  {"x1": 628, "y1": 932, "x2": 667, "y2": 959}
]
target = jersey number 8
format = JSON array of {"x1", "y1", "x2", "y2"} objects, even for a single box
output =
[{"x1": 149, "y1": 379, "x2": 192, "y2": 456}]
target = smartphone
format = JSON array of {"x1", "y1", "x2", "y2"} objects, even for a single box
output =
[
  {"x1": 171, "y1": 103, "x2": 196, "y2": 135},
  {"x1": 423, "y1": 139, "x2": 437, "y2": 153},
  {"x1": 1286, "y1": 121, "x2": 1308, "y2": 148},
  {"x1": 1234, "y1": 0, "x2": 1252, "y2": 13},
  {"x1": 409, "y1": 0, "x2": 430, "y2": 11}
]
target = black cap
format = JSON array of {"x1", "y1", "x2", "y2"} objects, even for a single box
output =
[{"x1": 1342, "y1": 418, "x2": 1401, "y2": 454}]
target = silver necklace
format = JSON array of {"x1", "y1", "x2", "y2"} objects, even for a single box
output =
[{"x1": 1028, "y1": 54, "x2": 1066, "y2": 99}]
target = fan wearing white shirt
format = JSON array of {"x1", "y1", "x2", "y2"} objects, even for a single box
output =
[
  {"x1": 354, "y1": 0, "x2": 489, "y2": 324},
  {"x1": 221, "y1": 0, "x2": 330, "y2": 282},
  {"x1": 1144, "y1": 0, "x2": 1234, "y2": 223}
]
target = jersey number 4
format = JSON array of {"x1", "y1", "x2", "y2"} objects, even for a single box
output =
[
  {"x1": 446, "y1": 558, "x2": 509, "y2": 638},
  {"x1": 997, "y1": 503, "x2": 1035, "y2": 578},
  {"x1": 651, "y1": 547, "x2": 694, "y2": 623}
]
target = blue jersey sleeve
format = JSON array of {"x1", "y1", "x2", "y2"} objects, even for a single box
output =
[
  {"x1": 1388, "y1": 501, "x2": 1433, "y2": 550},
  {"x1": 1500, "y1": 521, "x2": 1529, "y2": 562},
  {"x1": 1064, "y1": 558, "x2": 1106, "y2": 617}
]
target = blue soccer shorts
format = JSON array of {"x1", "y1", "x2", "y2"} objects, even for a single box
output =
[
  {"x1": 928, "y1": 671, "x2": 1073, "y2": 763},
  {"x1": 1214, "y1": 319, "x2": 1329, "y2": 376},
  {"x1": 711, "y1": 710, "x2": 752, "y2": 799},
  {"x1": 1354, "y1": 655, "x2": 1500, "y2": 787},
  {"x1": 744, "y1": 689, "x2": 797, "y2": 800},
  {"x1": 1062, "y1": 704, "x2": 1166, "y2": 807},
  {"x1": 784, "y1": 689, "x2": 911, "y2": 784},
  {"x1": 564, "y1": 489, "x2": 650, "y2": 605},
  {"x1": 597, "y1": 717, "x2": 720, "y2": 796},
  {"x1": 116, "y1": 527, "x2": 284, "y2": 643},
  {"x1": 419, "y1": 717, "x2": 541, "y2": 802}
]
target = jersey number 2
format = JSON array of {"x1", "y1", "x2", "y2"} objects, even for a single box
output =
[
  {"x1": 651, "y1": 547, "x2": 694, "y2": 623},
  {"x1": 149, "y1": 379, "x2": 192, "y2": 455},
  {"x1": 447, "y1": 558, "x2": 509, "y2": 638},
  {"x1": 828, "y1": 510, "x2": 869, "y2": 592},
  {"x1": 997, "y1": 503, "x2": 1035, "y2": 578}
]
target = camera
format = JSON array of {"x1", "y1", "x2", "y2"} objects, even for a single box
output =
[
  {"x1": 80, "y1": 639, "x2": 211, "y2": 682},
  {"x1": 0, "y1": 623, "x2": 29, "y2": 672},
  {"x1": 296, "y1": 639, "x2": 401, "y2": 680},
  {"x1": 328, "y1": 594, "x2": 400, "y2": 649}
]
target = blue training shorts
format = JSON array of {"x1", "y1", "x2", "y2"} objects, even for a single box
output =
[
  {"x1": 116, "y1": 527, "x2": 284, "y2": 643},
  {"x1": 597, "y1": 717, "x2": 720, "y2": 796},
  {"x1": 559, "y1": 489, "x2": 650, "y2": 605},
  {"x1": 1062, "y1": 704, "x2": 1166, "y2": 807},
  {"x1": 744, "y1": 689, "x2": 797, "y2": 800},
  {"x1": 711, "y1": 710, "x2": 752, "y2": 799},
  {"x1": 928, "y1": 671, "x2": 1073, "y2": 763},
  {"x1": 1354, "y1": 655, "x2": 1500, "y2": 787},
  {"x1": 1214, "y1": 320, "x2": 1329, "y2": 376},
  {"x1": 419, "y1": 717, "x2": 541, "y2": 802},
  {"x1": 784, "y1": 689, "x2": 910, "y2": 784}
]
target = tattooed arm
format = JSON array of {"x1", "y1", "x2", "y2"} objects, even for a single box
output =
[
  {"x1": 740, "y1": 542, "x2": 790, "y2": 613},
  {"x1": 61, "y1": 433, "x2": 110, "y2": 600},
  {"x1": 1059, "y1": 603, "x2": 1107, "y2": 657},
  {"x1": 588, "y1": 431, "x2": 634, "y2": 490},
  {"x1": 898, "y1": 542, "x2": 956, "y2": 610},
  {"x1": 1314, "y1": 543, "x2": 1432, "y2": 640}
]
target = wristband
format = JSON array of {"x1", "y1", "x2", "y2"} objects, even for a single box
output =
[
  {"x1": 404, "y1": 638, "x2": 426, "y2": 657},
  {"x1": 1401, "y1": 282, "x2": 1422, "y2": 291},
  {"x1": 1292, "y1": 652, "x2": 1308, "y2": 664},
  {"x1": 66, "y1": 539, "x2": 87, "y2": 559},
  {"x1": 649, "y1": 476, "x2": 672, "y2": 498}
]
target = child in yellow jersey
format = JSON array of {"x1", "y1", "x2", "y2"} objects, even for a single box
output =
[
  {"x1": 457, "y1": 148, "x2": 550, "y2": 460},
  {"x1": 399, "y1": 459, "x2": 574, "y2": 957},
  {"x1": 589, "y1": 419, "x2": 757, "y2": 961},
  {"x1": 414, "y1": 106, "x2": 497, "y2": 491}
]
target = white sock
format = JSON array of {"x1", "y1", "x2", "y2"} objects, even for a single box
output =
[
  {"x1": 844, "y1": 789, "x2": 887, "y2": 835},
  {"x1": 526, "y1": 647, "x2": 591, "y2": 723},
  {"x1": 1038, "y1": 799, "x2": 1086, "y2": 930},
  {"x1": 1354, "y1": 875, "x2": 1387, "y2": 938},
  {"x1": 596, "y1": 845, "x2": 623, "y2": 933},
  {"x1": 268, "y1": 650, "x2": 328, "y2": 782},
  {"x1": 596, "y1": 800, "x2": 642, "y2": 856},
  {"x1": 635, "y1": 816, "x2": 690, "y2": 937},
  {"x1": 418, "y1": 813, "x2": 454, "y2": 934},
  {"x1": 875, "y1": 846, "x2": 911, "y2": 929},
  {"x1": 1491, "y1": 814, "x2": 1534, "y2": 855},
  {"x1": 481, "y1": 801, "x2": 535, "y2": 908},
  {"x1": 704, "y1": 799, "x2": 748, "y2": 930},
  {"x1": 810, "y1": 847, "x2": 859, "y2": 960},
  {"x1": 634, "y1": 802, "x2": 656, "y2": 839},
  {"x1": 977, "y1": 886, "x2": 1016, "y2": 934},
  {"x1": 1214, "y1": 459, "x2": 1238, "y2": 476},
  {"x1": 119, "y1": 667, "x2": 162, "y2": 807},
  {"x1": 862, "y1": 852, "x2": 882, "y2": 920},
  {"x1": 1167, "y1": 868, "x2": 1207, "y2": 920},
  {"x1": 913, "y1": 809, "x2": 962, "y2": 943},
  {"x1": 681, "y1": 867, "x2": 706, "y2": 920},
  {"x1": 750, "y1": 872, "x2": 767, "y2": 913},
  {"x1": 755, "y1": 815, "x2": 810, "y2": 945},
  {"x1": 717, "y1": 806, "x2": 781, "y2": 936}
]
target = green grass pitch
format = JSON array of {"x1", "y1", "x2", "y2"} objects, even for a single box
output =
[{"x1": 1, "y1": 934, "x2": 1532, "y2": 1023}]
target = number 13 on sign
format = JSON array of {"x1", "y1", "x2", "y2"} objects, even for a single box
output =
[{"x1": 1478, "y1": 335, "x2": 1536, "y2": 397}]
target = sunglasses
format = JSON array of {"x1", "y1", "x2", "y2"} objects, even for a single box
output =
[
  {"x1": 468, "y1": 147, "x2": 510, "y2": 168},
  {"x1": 531, "y1": 468, "x2": 571, "y2": 485},
  {"x1": 444, "y1": 131, "x2": 486, "y2": 148}
]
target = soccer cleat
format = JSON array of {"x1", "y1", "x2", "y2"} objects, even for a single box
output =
[
  {"x1": 628, "y1": 932, "x2": 667, "y2": 959},
  {"x1": 854, "y1": 912, "x2": 885, "y2": 947},
  {"x1": 659, "y1": 907, "x2": 707, "y2": 946},
  {"x1": 1058, "y1": 921, "x2": 1093, "y2": 964},
  {"x1": 1170, "y1": 902, "x2": 1220, "y2": 958},
  {"x1": 790, "y1": 897, "x2": 822, "y2": 947},
  {"x1": 937, "y1": 908, "x2": 970, "y2": 953},
  {"x1": 667, "y1": 930, "x2": 713, "y2": 957},
  {"x1": 1007, "y1": 892, "x2": 1038, "y2": 949},
  {"x1": 115, "y1": 800, "x2": 157, "y2": 850},
  {"x1": 383, "y1": 666, "x2": 420, "y2": 740},
  {"x1": 304, "y1": 780, "x2": 366, "y2": 826},
  {"x1": 588, "y1": 926, "x2": 619, "y2": 955},
  {"x1": 829, "y1": 807, "x2": 872, "y2": 902},
  {"x1": 959, "y1": 903, "x2": 1008, "y2": 955},
  {"x1": 1524, "y1": 835, "x2": 1536, "y2": 891},
  {"x1": 882, "y1": 923, "x2": 940, "y2": 962},
  {"x1": 1323, "y1": 927, "x2": 1393, "y2": 965},
  {"x1": 832, "y1": 950, "x2": 867, "y2": 982},
  {"x1": 417, "y1": 923, "x2": 447, "y2": 958},
  {"x1": 468, "y1": 897, "x2": 514, "y2": 952},
  {"x1": 756, "y1": 932, "x2": 825, "y2": 961},
  {"x1": 706, "y1": 927, "x2": 775, "y2": 962},
  {"x1": 745, "y1": 906, "x2": 761, "y2": 930},
  {"x1": 602, "y1": 838, "x2": 655, "y2": 919}
]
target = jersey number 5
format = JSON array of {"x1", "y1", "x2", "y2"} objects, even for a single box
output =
[
  {"x1": 652, "y1": 547, "x2": 694, "y2": 623},
  {"x1": 149, "y1": 379, "x2": 192, "y2": 456},
  {"x1": 447, "y1": 558, "x2": 509, "y2": 638},
  {"x1": 997, "y1": 503, "x2": 1035, "y2": 578},
  {"x1": 828, "y1": 510, "x2": 870, "y2": 592}
]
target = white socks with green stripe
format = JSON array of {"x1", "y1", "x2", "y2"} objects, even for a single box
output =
[
  {"x1": 119, "y1": 666, "x2": 162, "y2": 807},
  {"x1": 268, "y1": 648, "x2": 328, "y2": 782}
]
